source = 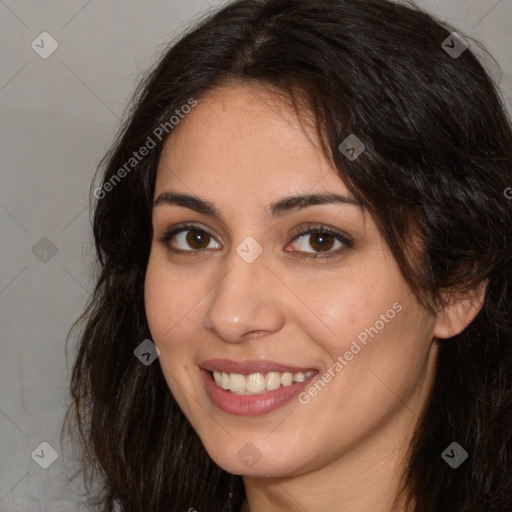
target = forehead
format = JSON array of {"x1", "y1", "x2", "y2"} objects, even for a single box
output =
[{"x1": 155, "y1": 83, "x2": 347, "y2": 197}]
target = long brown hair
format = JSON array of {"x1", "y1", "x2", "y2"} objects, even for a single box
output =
[{"x1": 62, "y1": 1, "x2": 512, "y2": 510}]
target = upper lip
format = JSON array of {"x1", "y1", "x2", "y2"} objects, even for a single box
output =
[{"x1": 200, "y1": 358, "x2": 318, "y2": 375}]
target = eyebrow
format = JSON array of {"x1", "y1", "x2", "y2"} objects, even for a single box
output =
[{"x1": 152, "y1": 191, "x2": 362, "y2": 221}]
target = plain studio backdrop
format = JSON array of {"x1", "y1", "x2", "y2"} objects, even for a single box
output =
[{"x1": 0, "y1": 0, "x2": 511, "y2": 510}]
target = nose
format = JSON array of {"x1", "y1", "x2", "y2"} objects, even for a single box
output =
[{"x1": 203, "y1": 241, "x2": 286, "y2": 343}]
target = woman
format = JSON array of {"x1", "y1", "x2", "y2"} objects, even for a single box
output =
[{"x1": 62, "y1": 0, "x2": 512, "y2": 510}]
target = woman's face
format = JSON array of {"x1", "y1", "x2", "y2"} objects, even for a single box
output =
[{"x1": 144, "y1": 83, "x2": 440, "y2": 478}]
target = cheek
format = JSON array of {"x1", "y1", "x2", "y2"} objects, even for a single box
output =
[
  {"x1": 292, "y1": 263, "x2": 432, "y2": 401},
  {"x1": 144, "y1": 255, "x2": 199, "y2": 346},
  {"x1": 285, "y1": 262, "x2": 399, "y2": 360},
  {"x1": 144, "y1": 261, "x2": 170, "y2": 341},
  {"x1": 144, "y1": 257, "x2": 203, "y2": 411}
]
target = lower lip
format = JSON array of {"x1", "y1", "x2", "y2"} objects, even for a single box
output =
[{"x1": 200, "y1": 368, "x2": 316, "y2": 416}]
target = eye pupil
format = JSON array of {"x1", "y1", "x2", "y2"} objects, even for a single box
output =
[
  {"x1": 310, "y1": 233, "x2": 334, "y2": 252},
  {"x1": 186, "y1": 230, "x2": 209, "y2": 249}
]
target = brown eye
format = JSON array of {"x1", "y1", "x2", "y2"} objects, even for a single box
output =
[
  {"x1": 159, "y1": 225, "x2": 221, "y2": 252},
  {"x1": 308, "y1": 233, "x2": 336, "y2": 252},
  {"x1": 185, "y1": 229, "x2": 211, "y2": 249},
  {"x1": 288, "y1": 226, "x2": 349, "y2": 257},
  {"x1": 293, "y1": 229, "x2": 350, "y2": 255}
]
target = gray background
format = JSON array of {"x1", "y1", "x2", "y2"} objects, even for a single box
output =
[{"x1": 1, "y1": 0, "x2": 511, "y2": 510}]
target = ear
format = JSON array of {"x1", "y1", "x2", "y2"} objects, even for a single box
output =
[{"x1": 433, "y1": 279, "x2": 488, "y2": 339}]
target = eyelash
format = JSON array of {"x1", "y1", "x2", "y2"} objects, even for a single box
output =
[{"x1": 157, "y1": 223, "x2": 353, "y2": 260}]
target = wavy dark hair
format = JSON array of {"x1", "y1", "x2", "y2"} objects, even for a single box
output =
[{"x1": 61, "y1": 0, "x2": 512, "y2": 510}]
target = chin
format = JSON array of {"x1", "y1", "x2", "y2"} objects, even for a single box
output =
[{"x1": 201, "y1": 437, "x2": 308, "y2": 478}]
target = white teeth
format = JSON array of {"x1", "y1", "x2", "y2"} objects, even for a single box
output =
[
  {"x1": 247, "y1": 373, "x2": 266, "y2": 393},
  {"x1": 265, "y1": 372, "x2": 282, "y2": 390},
  {"x1": 229, "y1": 373, "x2": 246, "y2": 392},
  {"x1": 212, "y1": 369, "x2": 316, "y2": 394},
  {"x1": 281, "y1": 372, "x2": 293, "y2": 386}
]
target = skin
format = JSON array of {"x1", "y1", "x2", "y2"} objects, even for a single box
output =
[{"x1": 144, "y1": 83, "x2": 484, "y2": 512}]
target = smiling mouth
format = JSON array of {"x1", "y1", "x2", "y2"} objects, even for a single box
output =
[{"x1": 210, "y1": 370, "x2": 317, "y2": 395}]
